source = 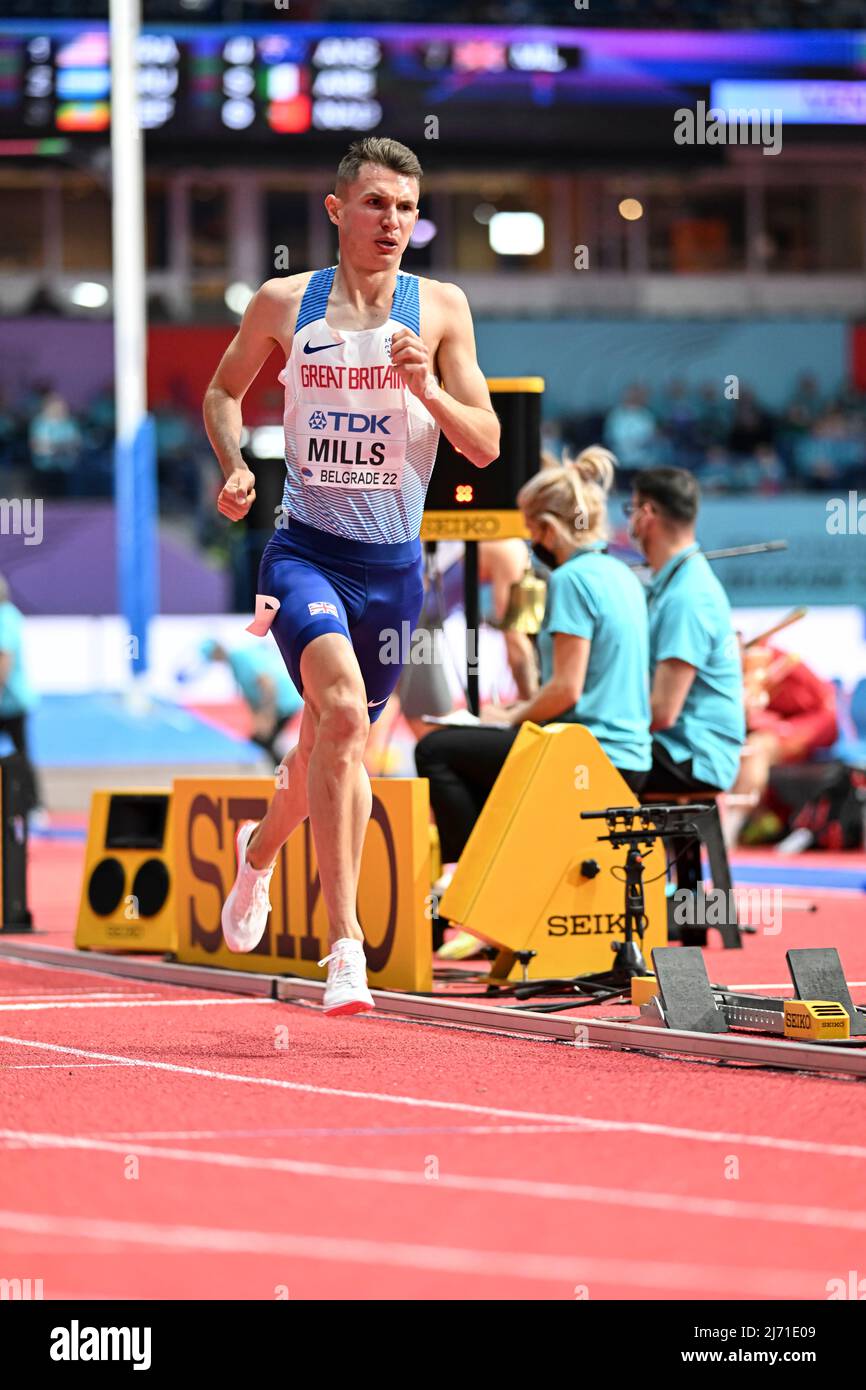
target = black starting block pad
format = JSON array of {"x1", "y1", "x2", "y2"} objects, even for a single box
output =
[
  {"x1": 651, "y1": 946, "x2": 728, "y2": 1034},
  {"x1": 787, "y1": 948, "x2": 866, "y2": 1037}
]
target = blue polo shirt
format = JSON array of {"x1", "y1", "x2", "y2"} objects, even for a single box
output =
[
  {"x1": 0, "y1": 601, "x2": 36, "y2": 717},
  {"x1": 536, "y1": 544, "x2": 651, "y2": 772},
  {"x1": 647, "y1": 543, "x2": 744, "y2": 790}
]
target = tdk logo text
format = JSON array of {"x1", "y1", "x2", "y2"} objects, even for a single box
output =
[
  {"x1": 309, "y1": 410, "x2": 391, "y2": 434},
  {"x1": 50, "y1": 1320, "x2": 152, "y2": 1370}
]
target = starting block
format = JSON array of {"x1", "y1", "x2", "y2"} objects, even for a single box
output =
[
  {"x1": 636, "y1": 946, "x2": 864, "y2": 1044},
  {"x1": 786, "y1": 948, "x2": 866, "y2": 1036}
]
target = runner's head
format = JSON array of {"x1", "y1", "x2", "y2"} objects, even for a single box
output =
[{"x1": 326, "y1": 138, "x2": 422, "y2": 272}]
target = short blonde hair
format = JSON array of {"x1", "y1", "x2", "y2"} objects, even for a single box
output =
[{"x1": 517, "y1": 445, "x2": 616, "y2": 543}]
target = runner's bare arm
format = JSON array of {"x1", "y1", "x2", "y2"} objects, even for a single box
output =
[
  {"x1": 390, "y1": 283, "x2": 499, "y2": 469},
  {"x1": 203, "y1": 278, "x2": 299, "y2": 520}
]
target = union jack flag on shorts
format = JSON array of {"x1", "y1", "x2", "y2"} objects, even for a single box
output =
[{"x1": 308, "y1": 600, "x2": 338, "y2": 618}]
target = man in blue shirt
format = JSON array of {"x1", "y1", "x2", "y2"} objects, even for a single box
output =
[
  {"x1": 201, "y1": 639, "x2": 303, "y2": 763},
  {"x1": 0, "y1": 573, "x2": 42, "y2": 815},
  {"x1": 627, "y1": 467, "x2": 745, "y2": 793}
]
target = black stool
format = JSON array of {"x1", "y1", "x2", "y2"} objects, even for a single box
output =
[{"x1": 641, "y1": 793, "x2": 741, "y2": 949}]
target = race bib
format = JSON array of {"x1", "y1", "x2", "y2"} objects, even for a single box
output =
[{"x1": 296, "y1": 402, "x2": 406, "y2": 491}]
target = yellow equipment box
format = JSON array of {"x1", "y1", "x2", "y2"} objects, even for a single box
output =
[{"x1": 438, "y1": 723, "x2": 667, "y2": 980}]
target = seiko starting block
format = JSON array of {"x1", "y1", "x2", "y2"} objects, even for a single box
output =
[{"x1": 638, "y1": 945, "x2": 865, "y2": 1044}]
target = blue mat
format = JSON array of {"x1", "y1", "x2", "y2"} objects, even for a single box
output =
[
  {"x1": 31, "y1": 694, "x2": 264, "y2": 767},
  {"x1": 729, "y1": 861, "x2": 866, "y2": 893}
]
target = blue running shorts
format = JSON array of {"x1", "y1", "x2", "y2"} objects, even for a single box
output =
[{"x1": 258, "y1": 516, "x2": 425, "y2": 725}]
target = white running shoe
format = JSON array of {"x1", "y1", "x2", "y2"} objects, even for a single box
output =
[
  {"x1": 221, "y1": 821, "x2": 275, "y2": 953},
  {"x1": 319, "y1": 938, "x2": 375, "y2": 1017}
]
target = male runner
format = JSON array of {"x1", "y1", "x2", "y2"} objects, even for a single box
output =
[{"x1": 203, "y1": 137, "x2": 500, "y2": 1016}]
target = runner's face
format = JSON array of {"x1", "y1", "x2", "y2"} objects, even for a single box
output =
[{"x1": 331, "y1": 166, "x2": 419, "y2": 271}]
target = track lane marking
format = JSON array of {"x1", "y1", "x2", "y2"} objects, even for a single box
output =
[
  {"x1": 0, "y1": 993, "x2": 161, "y2": 1004},
  {"x1": 0, "y1": 1208, "x2": 835, "y2": 1298},
  {"x1": 1, "y1": 1063, "x2": 136, "y2": 1071},
  {"x1": 0, "y1": 1033, "x2": 865, "y2": 1160},
  {"x1": 0, "y1": 998, "x2": 275, "y2": 1013},
  {"x1": 96, "y1": 1124, "x2": 591, "y2": 1139},
  {"x1": 2, "y1": 1128, "x2": 864, "y2": 1235}
]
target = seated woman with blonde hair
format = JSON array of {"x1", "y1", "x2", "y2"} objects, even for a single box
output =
[{"x1": 415, "y1": 446, "x2": 652, "y2": 875}]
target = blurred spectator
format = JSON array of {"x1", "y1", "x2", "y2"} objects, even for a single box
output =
[
  {"x1": 28, "y1": 392, "x2": 82, "y2": 495},
  {"x1": 200, "y1": 638, "x2": 302, "y2": 764},
  {"x1": 754, "y1": 443, "x2": 786, "y2": 494},
  {"x1": 569, "y1": 376, "x2": 864, "y2": 496},
  {"x1": 784, "y1": 372, "x2": 824, "y2": 431},
  {"x1": 725, "y1": 642, "x2": 839, "y2": 848},
  {"x1": 0, "y1": 573, "x2": 43, "y2": 819},
  {"x1": 727, "y1": 387, "x2": 774, "y2": 457},
  {"x1": 603, "y1": 385, "x2": 660, "y2": 469},
  {"x1": 794, "y1": 403, "x2": 864, "y2": 487},
  {"x1": 2, "y1": 369, "x2": 864, "y2": 527},
  {"x1": 693, "y1": 382, "x2": 730, "y2": 450},
  {"x1": 656, "y1": 378, "x2": 697, "y2": 447}
]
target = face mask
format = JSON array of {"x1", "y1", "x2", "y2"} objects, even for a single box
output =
[{"x1": 531, "y1": 540, "x2": 559, "y2": 571}]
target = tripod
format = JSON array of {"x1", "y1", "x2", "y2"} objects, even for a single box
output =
[{"x1": 513, "y1": 804, "x2": 712, "y2": 1009}]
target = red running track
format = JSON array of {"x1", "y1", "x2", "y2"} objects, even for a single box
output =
[{"x1": 2, "y1": 835, "x2": 866, "y2": 1301}]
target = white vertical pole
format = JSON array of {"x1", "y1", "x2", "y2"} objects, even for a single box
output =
[
  {"x1": 110, "y1": 0, "x2": 156, "y2": 684},
  {"x1": 110, "y1": 0, "x2": 146, "y2": 449}
]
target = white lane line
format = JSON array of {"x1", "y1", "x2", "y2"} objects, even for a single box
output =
[
  {"x1": 1, "y1": 1064, "x2": 136, "y2": 1071},
  {"x1": 0, "y1": 1208, "x2": 833, "y2": 1298},
  {"x1": 0, "y1": 993, "x2": 161, "y2": 1004},
  {"x1": 3, "y1": 1128, "x2": 863, "y2": 1236},
  {"x1": 96, "y1": 1124, "x2": 584, "y2": 1139},
  {"x1": 0, "y1": 998, "x2": 275, "y2": 1013},
  {"x1": 0, "y1": 1032, "x2": 865, "y2": 1161}
]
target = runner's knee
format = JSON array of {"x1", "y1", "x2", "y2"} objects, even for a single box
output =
[{"x1": 317, "y1": 688, "x2": 370, "y2": 746}]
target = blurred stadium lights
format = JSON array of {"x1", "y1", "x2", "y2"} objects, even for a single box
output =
[
  {"x1": 409, "y1": 218, "x2": 437, "y2": 248},
  {"x1": 224, "y1": 282, "x2": 255, "y2": 315},
  {"x1": 249, "y1": 426, "x2": 285, "y2": 459},
  {"x1": 488, "y1": 211, "x2": 545, "y2": 256},
  {"x1": 69, "y1": 281, "x2": 110, "y2": 308},
  {"x1": 473, "y1": 203, "x2": 497, "y2": 225}
]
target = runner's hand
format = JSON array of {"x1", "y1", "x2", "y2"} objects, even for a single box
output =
[
  {"x1": 218, "y1": 467, "x2": 257, "y2": 521},
  {"x1": 390, "y1": 328, "x2": 433, "y2": 399}
]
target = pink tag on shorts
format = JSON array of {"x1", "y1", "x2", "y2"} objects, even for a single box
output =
[{"x1": 246, "y1": 594, "x2": 281, "y2": 636}]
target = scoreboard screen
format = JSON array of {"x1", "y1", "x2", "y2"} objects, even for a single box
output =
[
  {"x1": 0, "y1": 24, "x2": 863, "y2": 147},
  {"x1": 0, "y1": 25, "x2": 583, "y2": 142},
  {"x1": 421, "y1": 378, "x2": 543, "y2": 542}
]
